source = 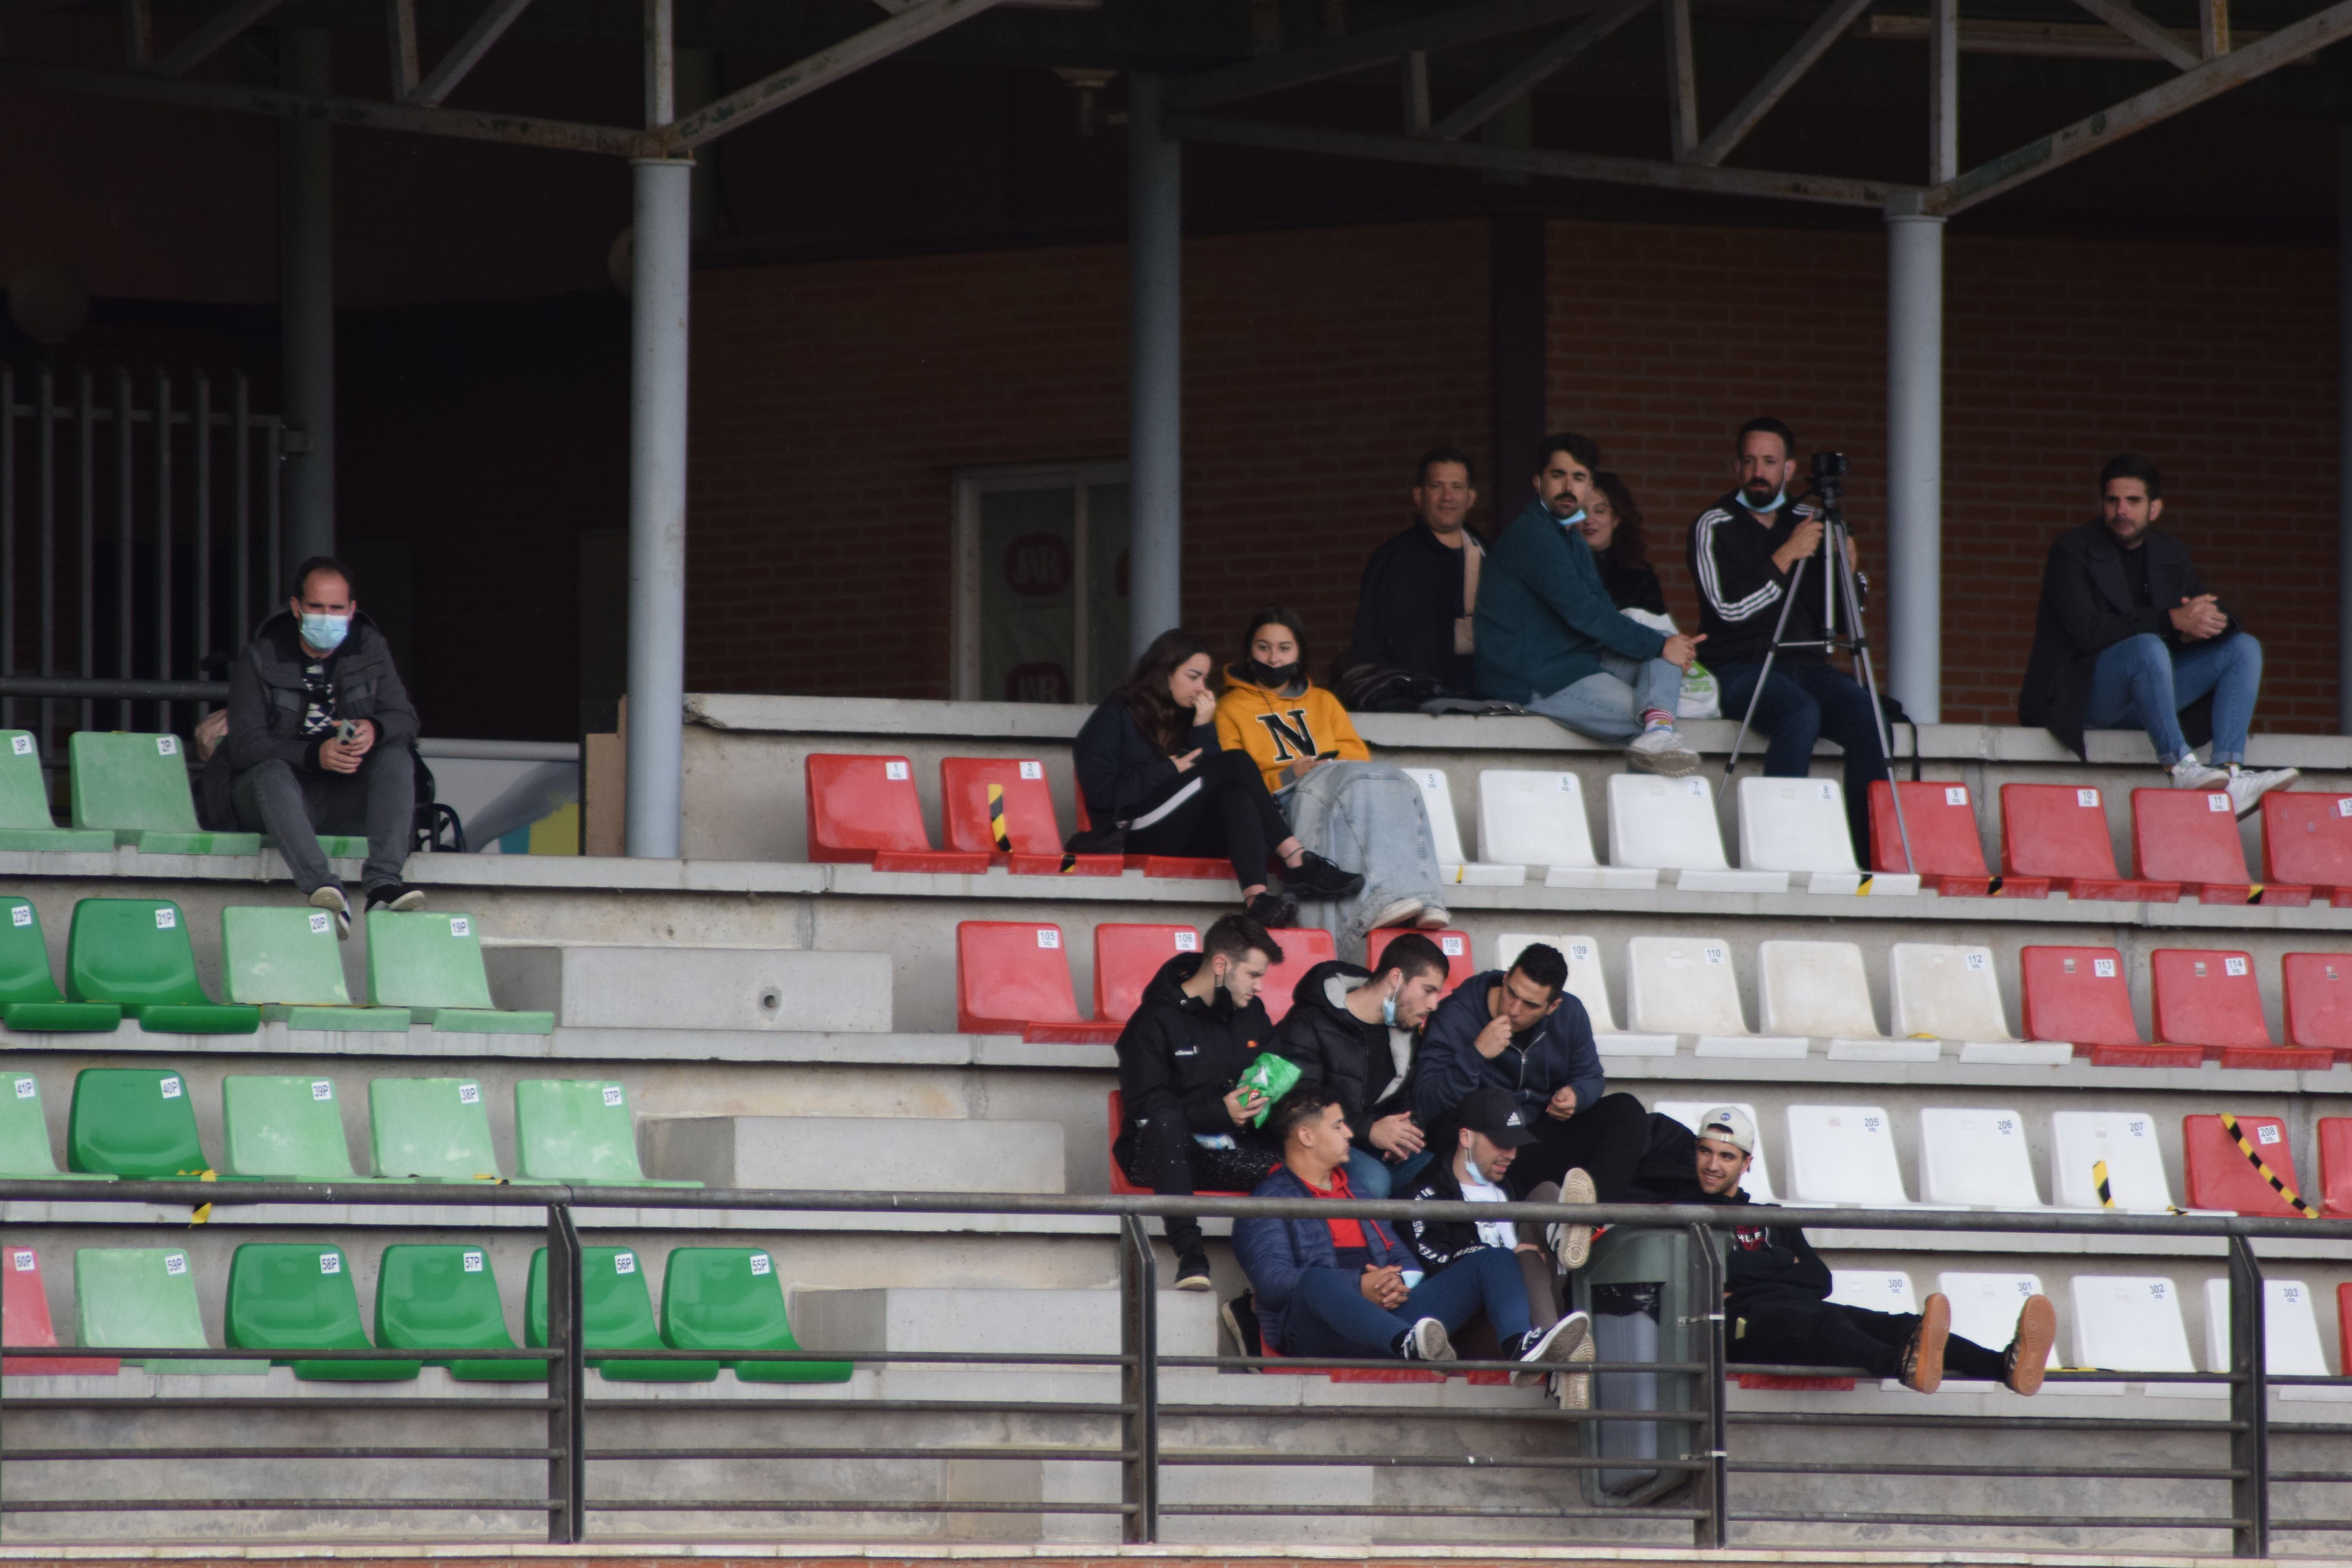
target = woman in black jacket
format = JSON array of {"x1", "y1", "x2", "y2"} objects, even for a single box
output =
[
  {"x1": 1584, "y1": 472, "x2": 1668, "y2": 615},
  {"x1": 1073, "y1": 628, "x2": 1361, "y2": 927}
]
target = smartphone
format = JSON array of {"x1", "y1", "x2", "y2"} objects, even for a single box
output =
[{"x1": 335, "y1": 719, "x2": 358, "y2": 742}]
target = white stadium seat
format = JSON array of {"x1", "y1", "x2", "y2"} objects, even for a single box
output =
[
  {"x1": 1655, "y1": 1100, "x2": 1779, "y2": 1204},
  {"x1": 1784, "y1": 1104, "x2": 1918, "y2": 1206},
  {"x1": 1626, "y1": 936, "x2": 1807, "y2": 1059},
  {"x1": 2203, "y1": 1277, "x2": 2333, "y2": 1378},
  {"x1": 1736, "y1": 776, "x2": 1919, "y2": 896},
  {"x1": 1400, "y1": 768, "x2": 1524, "y2": 886},
  {"x1": 2049, "y1": 1110, "x2": 2177, "y2": 1212},
  {"x1": 1756, "y1": 940, "x2": 1933, "y2": 1063},
  {"x1": 2069, "y1": 1275, "x2": 2196, "y2": 1374},
  {"x1": 1477, "y1": 771, "x2": 1657, "y2": 890},
  {"x1": 1918, "y1": 1107, "x2": 2046, "y2": 1209},
  {"x1": 1496, "y1": 933, "x2": 1675, "y2": 1058},
  {"x1": 1937, "y1": 1272, "x2": 2058, "y2": 1386},
  {"x1": 1606, "y1": 774, "x2": 1787, "y2": 893},
  {"x1": 1889, "y1": 943, "x2": 2070, "y2": 1067},
  {"x1": 1829, "y1": 1270, "x2": 1918, "y2": 1314}
]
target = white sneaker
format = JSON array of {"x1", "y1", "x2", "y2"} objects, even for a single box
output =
[
  {"x1": 2170, "y1": 757, "x2": 2229, "y2": 791},
  {"x1": 1398, "y1": 1317, "x2": 1454, "y2": 1362},
  {"x1": 1556, "y1": 1329, "x2": 1596, "y2": 1408},
  {"x1": 1547, "y1": 1167, "x2": 1597, "y2": 1270},
  {"x1": 307, "y1": 883, "x2": 352, "y2": 941},
  {"x1": 2226, "y1": 766, "x2": 2299, "y2": 818},
  {"x1": 1367, "y1": 897, "x2": 1425, "y2": 930},
  {"x1": 1626, "y1": 726, "x2": 1700, "y2": 777},
  {"x1": 1413, "y1": 905, "x2": 1452, "y2": 930}
]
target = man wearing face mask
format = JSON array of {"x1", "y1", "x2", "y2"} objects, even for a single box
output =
[
  {"x1": 1269, "y1": 933, "x2": 1452, "y2": 1199},
  {"x1": 218, "y1": 556, "x2": 424, "y2": 936}
]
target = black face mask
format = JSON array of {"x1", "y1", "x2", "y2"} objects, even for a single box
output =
[{"x1": 1241, "y1": 657, "x2": 1301, "y2": 690}]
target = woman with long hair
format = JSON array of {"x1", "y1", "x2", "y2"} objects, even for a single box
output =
[
  {"x1": 1074, "y1": 628, "x2": 1363, "y2": 926},
  {"x1": 1584, "y1": 472, "x2": 1668, "y2": 615}
]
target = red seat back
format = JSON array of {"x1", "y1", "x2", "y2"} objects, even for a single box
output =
[
  {"x1": 806, "y1": 754, "x2": 936, "y2": 861},
  {"x1": 2149, "y1": 949, "x2": 2271, "y2": 1049},
  {"x1": 2182, "y1": 1113, "x2": 2303, "y2": 1217},
  {"x1": 2319, "y1": 1119, "x2": 2352, "y2": 1217},
  {"x1": 2018, "y1": 946, "x2": 2143, "y2": 1047},
  {"x1": 2000, "y1": 784, "x2": 2123, "y2": 881},
  {"x1": 2284, "y1": 954, "x2": 2352, "y2": 1052},
  {"x1": 955, "y1": 921, "x2": 1083, "y2": 1033},
  {"x1": 2, "y1": 1246, "x2": 114, "y2": 1374},
  {"x1": 1368, "y1": 928, "x2": 1473, "y2": 994},
  {"x1": 940, "y1": 758, "x2": 1064, "y2": 858},
  {"x1": 2263, "y1": 791, "x2": 2352, "y2": 888},
  {"x1": 1869, "y1": 781, "x2": 1988, "y2": 877},
  {"x1": 2132, "y1": 788, "x2": 2254, "y2": 886},
  {"x1": 1094, "y1": 924, "x2": 1198, "y2": 1024},
  {"x1": 1257, "y1": 927, "x2": 1336, "y2": 1024}
]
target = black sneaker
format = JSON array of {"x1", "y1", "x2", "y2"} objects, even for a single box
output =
[
  {"x1": 364, "y1": 882, "x2": 426, "y2": 916},
  {"x1": 1396, "y1": 1317, "x2": 1454, "y2": 1362},
  {"x1": 1243, "y1": 891, "x2": 1299, "y2": 929},
  {"x1": 1220, "y1": 1292, "x2": 1262, "y2": 1367},
  {"x1": 1283, "y1": 851, "x2": 1365, "y2": 900},
  {"x1": 1173, "y1": 1248, "x2": 1213, "y2": 1291}
]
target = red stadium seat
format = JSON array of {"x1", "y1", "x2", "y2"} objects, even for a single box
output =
[
  {"x1": 2019, "y1": 945, "x2": 2192, "y2": 1067},
  {"x1": 2150, "y1": 949, "x2": 2305, "y2": 1070},
  {"x1": 2000, "y1": 784, "x2": 2179, "y2": 902},
  {"x1": 1094, "y1": 924, "x2": 1199, "y2": 1024},
  {"x1": 2283, "y1": 954, "x2": 2352, "y2": 1065},
  {"x1": 2, "y1": 1247, "x2": 116, "y2": 1375},
  {"x1": 2131, "y1": 789, "x2": 2310, "y2": 906},
  {"x1": 940, "y1": 758, "x2": 1122, "y2": 877},
  {"x1": 1868, "y1": 780, "x2": 2047, "y2": 897},
  {"x1": 1368, "y1": 928, "x2": 1473, "y2": 994},
  {"x1": 2318, "y1": 1119, "x2": 2352, "y2": 1217},
  {"x1": 955, "y1": 921, "x2": 1120, "y2": 1043},
  {"x1": 1072, "y1": 792, "x2": 1229, "y2": 880},
  {"x1": 805, "y1": 754, "x2": 990, "y2": 874},
  {"x1": 1105, "y1": 1089, "x2": 1249, "y2": 1198},
  {"x1": 1257, "y1": 927, "x2": 1337, "y2": 1025},
  {"x1": 2261, "y1": 792, "x2": 2352, "y2": 907},
  {"x1": 2182, "y1": 1113, "x2": 2305, "y2": 1217}
]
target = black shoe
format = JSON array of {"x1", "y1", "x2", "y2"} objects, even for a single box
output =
[
  {"x1": 1173, "y1": 1248, "x2": 1213, "y2": 1291},
  {"x1": 1396, "y1": 1317, "x2": 1454, "y2": 1362},
  {"x1": 1244, "y1": 890, "x2": 1299, "y2": 928},
  {"x1": 1220, "y1": 1291, "x2": 1262, "y2": 1367},
  {"x1": 1283, "y1": 851, "x2": 1365, "y2": 900},
  {"x1": 364, "y1": 882, "x2": 426, "y2": 916}
]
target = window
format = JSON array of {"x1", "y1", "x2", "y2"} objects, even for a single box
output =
[{"x1": 951, "y1": 460, "x2": 1130, "y2": 704}]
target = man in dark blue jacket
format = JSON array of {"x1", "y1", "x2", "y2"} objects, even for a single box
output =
[
  {"x1": 1414, "y1": 942, "x2": 1652, "y2": 1204},
  {"x1": 1233, "y1": 1090, "x2": 1589, "y2": 1371}
]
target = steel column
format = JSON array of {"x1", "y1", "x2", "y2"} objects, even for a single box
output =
[
  {"x1": 1127, "y1": 72, "x2": 1183, "y2": 663},
  {"x1": 1884, "y1": 204, "x2": 1944, "y2": 722},
  {"x1": 2339, "y1": 125, "x2": 2352, "y2": 735},
  {"x1": 2229, "y1": 1235, "x2": 2268, "y2": 1556},
  {"x1": 1690, "y1": 1222, "x2": 1728, "y2": 1548},
  {"x1": 622, "y1": 158, "x2": 691, "y2": 858},
  {"x1": 544, "y1": 1203, "x2": 585, "y2": 1542},
  {"x1": 279, "y1": 24, "x2": 335, "y2": 571},
  {"x1": 1119, "y1": 1214, "x2": 1160, "y2": 1542}
]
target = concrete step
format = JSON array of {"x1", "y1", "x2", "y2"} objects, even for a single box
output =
[
  {"x1": 482, "y1": 942, "x2": 893, "y2": 1032},
  {"x1": 791, "y1": 1286, "x2": 1218, "y2": 1358},
  {"x1": 642, "y1": 1114, "x2": 1067, "y2": 1193}
]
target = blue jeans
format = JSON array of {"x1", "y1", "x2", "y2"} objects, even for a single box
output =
[
  {"x1": 1713, "y1": 659, "x2": 1889, "y2": 859},
  {"x1": 1525, "y1": 654, "x2": 1684, "y2": 743},
  {"x1": 1283, "y1": 1245, "x2": 1532, "y2": 1358},
  {"x1": 2083, "y1": 632, "x2": 2261, "y2": 767},
  {"x1": 1344, "y1": 1146, "x2": 1435, "y2": 1199}
]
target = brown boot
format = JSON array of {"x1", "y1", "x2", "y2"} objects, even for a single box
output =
[
  {"x1": 2003, "y1": 1294, "x2": 2056, "y2": 1396},
  {"x1": 1898, "y1": 1293, "x2": 1950, "y2": 1394}
]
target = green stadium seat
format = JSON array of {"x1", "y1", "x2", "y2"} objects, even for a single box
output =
[
  {"x1": 526, "y1": 1245, "x2": 717, "y2": 1381},
  {"x1": 513, "y1": 1079, "x2": 700, "y2": 1187},
  {"x1": 220, "y1": 1074, "x2": 395, "y2": 1181},
  {"x1": 67, "y1": 731, "x2": 261, "y2": 854},
  {"x1": 220, "y1": 905, "x2": 411, "y2": 1033},
  {"x1": 0, "y1": 730, "x2": 111, "y2": 851},
  {"x1": 0, "y1": 897, "x2": 120, "y2": 1032},
  {"x1": 65, "y1": 898, "x2": 260, "y2": 1033},
  {"x1": 0, "y1": 1070, "x2": 109, "y2": 1180},
  {"x1": 74, "y1": 1247, "x2": 255, "y2": 1374},
  {"x1": 365, "y1": 910, "x2": 552, "y2": 1034},
  {"x1": 661, "y1": 1247, "x2": 850, "y2": 1383},
  {"x1": 225, "y1": 1242, "x2": 420, "y2": 1381},
  {"x1": 67, "y1": 1066, "x2": 215, "y2": 1177},
  {"x1": 374, "y1": 1243, "x2": 541, "y2": 1380},
  {"x1": 367, "y1": 1077, "x2": 544, "y2": 1183}
]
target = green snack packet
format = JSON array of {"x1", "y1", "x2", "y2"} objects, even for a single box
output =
[{"x1": 1237, "y1": 1051, "x2": 1301, "y2": 1127}]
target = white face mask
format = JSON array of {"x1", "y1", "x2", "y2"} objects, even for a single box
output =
[{"x1": 1381, "y1": 988, "x2": 1399, "y2": 1027}]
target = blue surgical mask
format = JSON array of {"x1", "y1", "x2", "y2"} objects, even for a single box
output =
[
  {"x1": 299, "y1": 613, "x2": 349, "y2": 653},
  {"x1": 1744, "y1": 485, "x2": 1787, "y2": 514},
  {"x1": 1381, "y1": 989, "x2": 1399, "y2": 1027},
  {"x1": 1555, "y1": 508, "x2": 1587, "y2": 528}
]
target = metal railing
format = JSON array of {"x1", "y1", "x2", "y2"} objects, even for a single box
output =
[{"x1": 4, "y1": 1180, "x2": 2350, "y2": 1555}]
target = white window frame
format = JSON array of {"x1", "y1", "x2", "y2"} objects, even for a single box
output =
[{"x1": 950, "y1": 458, "x2": 1131, "y2": 703}]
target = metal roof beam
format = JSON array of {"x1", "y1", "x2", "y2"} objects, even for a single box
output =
[
  {"x1": 2069, "y1": 0, "x2": 2201, "y2": 69},
  {"x1": 1171, "y1": 0, "x2": 1602, "y2": 110},
  {"x1": 408, "y1": 0, "x2": 534, "y2": 107},
  {"x1": 1425, "y1": 0, "x2": 1651, "y2": 142},
  {"x1": 387, "y1": 0, "x2": 419, "y2": 99},
  {"x1": 1689, "y1": 0, "x2": 1877, "y2": 166},
  {"x1": 150, "y1": 0, "x2": 287, "y2": 77}
]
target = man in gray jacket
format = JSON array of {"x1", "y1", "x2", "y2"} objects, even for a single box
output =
[{"x1": 220, "y1": 556, "x2": 424, "y2": 935}]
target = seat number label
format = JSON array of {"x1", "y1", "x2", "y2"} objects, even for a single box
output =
[
  {"x1": 750, "y1": 1254, "x2": 772, "y2": 1276},
  {"x1": 10, "y1": 1251, "x2": 30, "y2": 1272},
  {"x1": 2094, "y1": 958, "x2": 2117, "y2": 978},
  {"x1": 1703, "y1": 947, "x2": 1726, "y2": 965},
  {"x1": 450, "y1": 918, "x2": 470, "y2": 937},
  {"x1": 1173, "y1": 931, "x2": 1198, "y2": 951},
  {"x1": 2258, "y1": 1123, "x2": 2282, "y2": 1145},
  {"x1": 458, "y1": 1083, "x2": 479, "y2": 1105},
  {"x1": 1818, "y1": 782, "x2": 1836, "y2": 801},
  {"x1": 1037, "y1": 929, "x2": 1060, "y2": 949},
  {"x1": 2077, "y1": 789, "x2": 2099, "y2": 807},
  {"x1": 164, "y1": 1254, "x2": 187, "y2": 1275},
  {"x1": 11, "y1": 906, "x2": 28, "y2": 927},
  {"x1": 1018, "y1": 761, "x2": 1043, "y2": 780},
  {"x1": 462, "y1": 1251, "x2": 483, "y2": 1272},
  {"x1": 9, "y1": 736, "x2": 29, "y2": 756},
  {"x1": 1965, "y1": 953, "x2": 1987, "y2": 970},
  {"x1": 1945, "y1": 786, "x2": 1967, "y2": 806},
  {"x1": 1686, "y1": 779, "x2": 1707, "y2": 797},
  {"x1": 157, "y1": 736, "x2": 178, "y2": 757},
  {"x1": 2225, "y1": 956, "x2": 2249, "y2": 976},
  {"x1": 155, "y1": 908, "x2": 176, "y2": 929},
  {"x1": 312, "y1": 1081, "x2": 332, "y2": 1101},
  {"x1": 2339, "y1": 798, "x2": 2352, "y2": 818},
  {"x1": 601, "y1": 1085, "x2": 623, "y2": 1107},
  {"x1": 884, "y1": 761, "x2": 909, "y2": 781},
  {"x1": 1559, "y1": 776, "x2": 1577, "y2": 792},
  {"x1": 1570, "y1": 944, "x2": 1592, "y2": 963},
  {"x1": 319, "y1": 1253, "x2": 340, "y2": 1275},
  {"x1": 13, "y1": 1078, "x2": 31, "y2": 1100},
  {"x1": 1441, "y1": 936, "x2": 1464, "y2": 956},
  {"x1": 615, "y1": 1253, "x2": 636, "y2": 1274},
  {"x1": 310, "y1": 912, "x2": 331, "y2": 935},
  {"x1": 2209, "y1": 794, "x2": 2231, "y2": 812},
  {"x1": 160, "y1": 1077, "x2": 181, "y2": 1099}
]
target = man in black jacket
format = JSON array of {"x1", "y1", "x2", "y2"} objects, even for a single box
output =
[
  {"x1": 2018, "y1": 454, "x2": 2296, "y2": 816},
  {"x1": 1337, "y1": 447, "x2": 1484, "y2": 697},
  {"x1": 1270, "y1": 933, "x2": 1451, "y2": 1199},
  {"x1": 1113, "y1": 913, "x2": 1288, "y2": 1290},
  {"x1": 212, "y1": 557, "x2": 424, "y2": 936},
  {"x1": 1403, "y1": 1086, "x2": 1571, "y2": 1335}
]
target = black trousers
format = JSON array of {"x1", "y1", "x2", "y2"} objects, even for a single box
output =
[
  {"x1": 1503, "y1": 1091, "x2": 1655, "y2": 1201},
  {"x1": 1123, "y1": 749, "x2": 1292, "y2": 888},
  {"x1": 1734, "y1": 1299, "x2": 2005, "y2": 1380},
  {"x1": 1116, "y1": 1112, "x2": 1283, "y2": 1254}
]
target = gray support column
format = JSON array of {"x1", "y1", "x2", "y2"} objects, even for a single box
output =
[
  {"x1": 278, "y1": 25, "x2": 335, "y2": 573},
  {"x1": 1884, "y1": 201, "x2": 1944, "y2": 723},
  {"x1": 1127, "y1": 73, "x2": 1183, "y2": 661},
  {"x1": 2339, "y1": 125, "x2": 2352, "y2": 733},
  {"x1": 624, "y1": 157, "x2": 692, "y2": 858}
]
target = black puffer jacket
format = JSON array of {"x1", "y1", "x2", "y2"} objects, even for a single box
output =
[
  {"x1": 1270, "y1": 960, "x2": 1418, "y2": 1154},
  {"x1": 1706, "y1": 1188, "x2": 1832, "y2": 1312},
  {"x1": 1399, "y1": 1156, "x2": 1516, "y2": 1273},
  {"x1": 1114, "y1": 953, "x2": 1277, "y2": 1136},
  {"x1": 200, "y1": 608, "x2": 419, "y2": 828}
]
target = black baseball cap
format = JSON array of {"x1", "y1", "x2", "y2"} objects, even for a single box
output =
[{"x1": 1457, "y1": 1087, "x2": 1537, "y2": 1148}]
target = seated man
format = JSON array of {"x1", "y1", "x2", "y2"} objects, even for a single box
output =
[
  {"x1": 1657, "y1": 1107, "x2": 2054, "y2": 1394},
  {"x1": 217, "y1": 556, "x2": 423, "y2": 936},
  {"x1": 1687, "y1": 416, "x2": 1887, "y2": 861},
  {"x1": 2019, "y1": 453, "x2": 2296, "y2": 815},
  {"x1": 1337, "y1": 446, "x2": 1485, "y2": 699},
  {"x1": 1233, "y1": 1090, "x2": 1589, "y2": 1371},
  {"x1": 1478, "y1": 433, "x2": 1703, "y2": 775},
  {"x1": 1113, "y1": 913, "x2": 1288, "y2": 1292},
  {"x1": 1401, "y1": 1087, "x2": 1570, "y2": 1335},
  {"x1": 1269, "y1": 931, "x2": 1452, "y2": 1199}
]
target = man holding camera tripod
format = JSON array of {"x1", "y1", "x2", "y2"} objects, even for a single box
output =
[{"x1": 1687, "y1": 417, "x2": 1889, "y2": 861}]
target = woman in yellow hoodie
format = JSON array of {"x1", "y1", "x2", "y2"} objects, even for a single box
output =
[{"x1": 1216, "y1": 606, "x2": 1452, "y2": 952}]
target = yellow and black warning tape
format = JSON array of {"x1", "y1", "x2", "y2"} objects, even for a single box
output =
[
  {"x1": 2092, "y1": 1159, "x2": 2183, "y2": 1216},
  {"x1": 2219, "y1": 1112, "x2": 2318, "y2": 1218},
  {"x1": 985, "y1": 782, "x2": 1013, "y2": 852}
]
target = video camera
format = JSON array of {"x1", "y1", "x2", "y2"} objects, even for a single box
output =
[{"x1": 1809, "y1": 450, "x2": 1847, "y2": 505}]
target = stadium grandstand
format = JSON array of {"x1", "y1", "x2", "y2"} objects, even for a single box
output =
[{"x1": 7, "y1": 0, "x2": 2352, "y2": 1560}]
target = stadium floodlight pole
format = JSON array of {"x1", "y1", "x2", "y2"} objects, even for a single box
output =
[{"x1": 1128, "y1": 72, "x2": 1183, "y2": 663}]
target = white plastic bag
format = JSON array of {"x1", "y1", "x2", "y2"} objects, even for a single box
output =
[{"x1": 1619, "y1": 608, "x2": 1719, "y2": 719}]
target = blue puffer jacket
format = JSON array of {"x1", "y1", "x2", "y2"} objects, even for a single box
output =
[{"x1": 1232, "y1": 1164, "x2": 1412, "y2": 1354}]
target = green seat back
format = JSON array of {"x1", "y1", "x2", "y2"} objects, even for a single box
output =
[
  {"x1": 0, "y1": 1069, "x2": 60, "y2": 1176},
  {"x1": 526, "y1": 1245, "x2": 716, "y2": 1381},
  {"x1": 368, "y1": 1078, "x2": 503, "y2": 1181},
  {"x1": 68, "y1": 731, "x2": 201, "y2": 833},
  {"x1": 0, "y1": 899, "x2": 65, "y2": 1006},
  {"x1": 660, "y1": 1247, "x2": 850, "y2": 1383},
  {"x1": 221, "y1": 905, "x2": 350, "y2": 1006},
  {"x1": 515, "y1": 1079, "x2": 647, "y2": 1183},
  {"x1": 75, "y1": 1247, "x2": 209, "y2": 1349},
  {"x1": 374, "y1": 1243, "x2": 537, "y2": 1381},
  {"x1": 0, "y1": 730, "x2": 54, "y2": 829},
  {"x1": 366, "y1": 910, "x2": 495, "y2": 1010},
  {"x1": 220, "y1": 1075, "x2": 356, "y2": 1180},
  {"x1": 225, "y1": 1242, "x2": 418, "y2": 1381},
  {"x1": 67, "y1": 1067, "x2": 210, "y2": 1177},
  {"x1": 65, "y1": 899, "x2": 210, "y2": 1008}
]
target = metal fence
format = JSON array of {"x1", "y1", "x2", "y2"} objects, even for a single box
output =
[{"x1": 3, "y1": 1180, "x2": 2350, "y2": 1555}]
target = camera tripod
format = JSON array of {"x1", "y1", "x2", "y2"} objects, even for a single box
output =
[{"x1": 1717, "y1": 456, "x2": 1916, "y2": 877}]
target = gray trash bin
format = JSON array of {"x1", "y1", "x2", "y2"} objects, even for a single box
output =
[{"x1": 1573, "y1": 1225, "x2": 1708, "y2": 1508}]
